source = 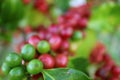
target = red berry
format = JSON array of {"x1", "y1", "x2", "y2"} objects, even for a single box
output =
[
  {"x1": 48, "y1": 24, "x2": 59, "y2": 34},
  {"x1": 28, "y1": 35, "x2": 41, "y2": 48},
  {"x1": 78, "y1": 18, "x2": 88, "y2": 30},
  {"x1": 61, "y1": 40, "x2": 69, "y2": 51},
  {"x1": 49, "y1": 35, "x2": 62, "y2": 50},
  {"x1": 60, "y1": 27, "x2": 73, "y2": 39},
  {"x1": 32, "y1": 73, "x2": 43, "y2": 80},
  {"x1": 55, "y1": 54, "x2": 68, "y2": 68},
  {"x1": 38, "y1": 54, "x2": 55, "y2": 69},
  {"x1": 38, "y1": 30, "x2": 46, "y2": 40},
  {"x1": 95, "y1": 65, "x2": 110, "y2": 79},
  {"x1": 89, "y1": 42, "x2": 106, "y2": 63},
  {"x1": 111, "y1": 66, "x2": 120, "y2": 77}
]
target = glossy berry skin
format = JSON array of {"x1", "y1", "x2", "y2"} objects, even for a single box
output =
[
  {"x1": 5, "y1": 53, "x2": 22, "y2": 67},
  {"x1": 28, "y1": 35, "x2": 41, "y2": 48},
  {"x1": 61, "y1": 40, "x2": 69, "y2": 51},
  {"x1": 37, "y1": 40, "x2": 50, "y2": 54},
  {"x1": 60, "y1": 27, "x2": 73, "y2": 39},
  {"x1": 49, "y1": 35, "x2": 62, "y2": 50},
  {"x1": 27, "y1": 59, "x2": 43, "y2": 74},
  {"x1": 21, "y1": 44, "x2": 36, "y2": 61},
  {"x1": 55, "y1": 54, "x2": 68, "y2": 68},
  {"x1": 78, "y1": 18, "x2": 88, "y2": 30},
  {"x1": 1, "y1": 62, "x2": 11, "y2": 75},
  {"x1": 9, "y1": 67, "x2": 25, "y2": 80},
  {"x1": 38, "y1": 54, "x2": 55, "y2": 69}
]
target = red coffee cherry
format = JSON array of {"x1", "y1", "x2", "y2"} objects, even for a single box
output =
[
  {"x1": 60, "y1": 27, "x2": 73, "y2": 39},
  {"x1": 49, "y1": 35, "x2": 62, "y2": 50},
  {"x1": 111, "y1": 65, "x2": 120, "y2": 77},
  {"x1": 38, "y1": 54, "x2": 55, "y2": 69},
  {"x1": 60, "y1": 40, "x2": 69, "y2": 51},
  {"x1": 89, "y1": 42, "x2": 106, "y2": 63},
  {"x1": 55, "y1": 54, "x2": 68, "y2": 68},
  {"x1": 28, "y1": 35, "x2": 41, "y2": 48}
]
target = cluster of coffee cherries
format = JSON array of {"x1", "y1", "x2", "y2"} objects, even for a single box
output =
[
  {"x1": 2, "y1": 4, "x2": 91, "y2": 80},
  {"x1": 23, "y1": 0, "x2": 49, "y2": 13},
  {"x1": 89, "y1": 42, "x2": 120, "y2": 80},
  {"x1": 1, "y1": 38, "x2": 69, "y2": 80}
]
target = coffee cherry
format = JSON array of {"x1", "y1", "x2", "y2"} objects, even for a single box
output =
[
  {"x1": 61, "y1": 40, "x2": 69, "y2": 50},
  {"x1": 111, "y1": 66, "x2": 120, "y2": 77},
  {"x1": 28, "y1": 35, "x2": 41, "y2": 48},
  {"x1": 55, "y1": 54, "x2": 68, "y2": 68},
  {"x1": 49, "y1": 35, "x2": 62, "y2": 50},
  {"x1": 1, "y1": 62, "x2": 11, "y2": 75},
  {"x1": 32, "y1": 73, "x2": 43, "y2": 80},
  {"x1": 38, "y1": 54, "x2": 55, "y2": 69},
  {"x1": 21, "y1": 44, "x2": 36, "y2": 61},
  {"x1": 78, "y1": 18, "x2": 88, "y2": 29},
  {"x1": 37, "y1": 40, "x2": 50, "y2": 53},
  {"x1": 60, "y1": 27, "x2": 73, "y2": 39},
  {"x1": 27, "y1": 59, "x2": 43, "y2": 74},
  {"x1": 38, "y1": 30, "x2": 46, "y2": 40},
  {"x1": 71, "y1": 31, "x2": 82, "y2": 41},
  {"x1": 5, "y1": 53, "x2": 22, "y2": 67},
  {"x1": 48, "y1": 24, "x2": 59, "y2": 34},
  {"x1": 8, "y1": 67, "x2": 25, "y2": 80},
  {"x1": 89, "y1": 42, "x2": 106, "y2": 63}
]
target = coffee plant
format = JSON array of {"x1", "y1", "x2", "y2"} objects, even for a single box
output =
[{"x1": 0, "y1": 0, "x2": 120, "y2": 80}]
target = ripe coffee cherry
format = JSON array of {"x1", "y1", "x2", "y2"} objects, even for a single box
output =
[
  {"x1": 21, "y1": 44, "x2": 36, "y2": 61},
  {"x1": 49, "y1": 35, "x2": 62, "y2": 50},
  {"x1": 55, "y1": 54, "x2": 68, "y2": 68},
  {"x1": 60, "y1": 27, "x2": 73, "y2": 39},
  {"x1": 38, "y1": 54, "x2": 55, "y2": 69},
  {"x1": 48, "y1": 24, "x2": 59, "y2": 34},
  {"x1": 95, "y1": 66, "x2": 110, "y2": 79},
  {"x1": 9, "y1": 67, "x2": 25, "y2": 80},
  {"x1": 111, "y1": 66, "x2": 120, "y2": 77},
  {"x1": 61, "y1": 40, "x2": 69, "y2": 50},
  {"x1": 1, "y1": 62, "x2": 11, "y2": 75},
  {"x1": 5, "y1": 53, "x2": 22, "y2": 67},
  {"x1": 27, "y1": 59, "x2": 43, "y2": 74},
  {"x1": 37, "y1": 40, "x2": 50, "y2": 53},
  {"x1": 28, "y1": 35, "x2": 41, "y2": 48},
  {"x1": 71, "y1": 31, "x2": 82, "y2": 41},
  {"x1": 38, "y1": 30, "x2": 46, "y2": 40},
  {"x1": 78, "y1": 18, "x2": 88, "y2": 29},
  {"x1": 89, "y1": 42, "x2": 106, "y2": 63}
]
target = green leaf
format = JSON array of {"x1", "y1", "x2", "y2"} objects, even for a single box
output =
[
  {"x1": 68, "y1": 58, "x2": 90, "y2": 74},
  {"x1": 54, "y1": 0, "x2": 69, "y2": 12},
  {"x1": 43, "y1": 68, "x2": 91, "y2": 80},
  {"x1": 76, "y1": 30, "x2": 97, "y2": 58}
]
